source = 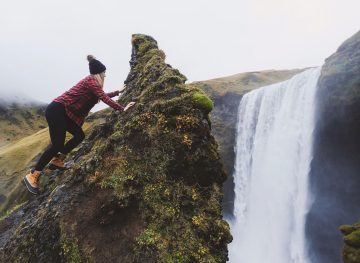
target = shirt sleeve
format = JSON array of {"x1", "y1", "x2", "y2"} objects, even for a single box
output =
[
  {"x1": 87, "y1": 78, "x2": 124, "y2": 111},
  {"x1": 106, "y1": 91, "x2": 120, "y2": 98}
]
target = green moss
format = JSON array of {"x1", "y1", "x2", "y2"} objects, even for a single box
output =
[
  {"x1": 136, "y1": 228, "x2": 161, "y2": 247},
  {"x1": 341, "y1": 225, "x2": 358, "y2": 235},
  {"x1": 342, "y1": 221, "x2": 360, "y2": 262},
  {"x1": 0, "y1": 201, "x2": 26, "y2": 222},
  {"x1": 343, "y1": 245, "x2": 360, "y2": 263},
  {"x1": 60, "y1": 221, "x2": 88, "y2": 263},
  {"x1": 132, "y1": 34, "x2": 157, "y2": 50},
  {"x1": 62, "y1": 237, "x2": 82, "y2": 263},
  {"x1": 345, "y1": 230, "x2": 360, "y2": 248},
  {"x1": 192, "y1": 92, "x2": 214, "y2": 113}
]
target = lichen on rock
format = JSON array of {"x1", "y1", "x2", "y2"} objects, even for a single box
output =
[
  {"x1": 341, "y1": 224, "x2": 360, "y2": 263},
  {"x1": 0, "y1": 34, "x2": 231, "y2": 263}
]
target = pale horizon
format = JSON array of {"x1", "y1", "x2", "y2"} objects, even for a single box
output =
[{"x1": 0, "y1": 0, "x2": 359, "y2": 108}]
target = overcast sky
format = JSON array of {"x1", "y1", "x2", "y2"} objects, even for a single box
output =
[{"x1": 0, "y1": 0, "x2": 359, "y2": 109}]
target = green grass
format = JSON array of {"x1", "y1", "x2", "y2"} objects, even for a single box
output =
[
  {"x1": 0, "y1": 128, "x2": 50, "y2": 176},
  {"x1": 0, "y1": 201, "x2": 27, "y2": 222},
  {"x1": 0, "y1": 110, "x2": 107, "y2": 213},
  {"x1": 0, "y1": 105, "x2": 47, "y2": 147}
]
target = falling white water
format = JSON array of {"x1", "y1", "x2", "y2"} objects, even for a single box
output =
[{"x1": 228, "y1": 67, "x2": 321, "y2": 263}]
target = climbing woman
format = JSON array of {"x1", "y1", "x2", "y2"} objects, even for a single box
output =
[{"x1": 24, "y1": 55, "x2": 135, "y2": 195}]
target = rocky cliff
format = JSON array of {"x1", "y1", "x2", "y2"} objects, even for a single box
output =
[
  {"x1": 306, "y1": 30, "x2": 360, "y2": 262},
  {"x1": 0, "y1": 34, "x2": 231, "y2": 262},
  {"x1": 193, "y1": 69, "x2": 305, "y2": 216}
]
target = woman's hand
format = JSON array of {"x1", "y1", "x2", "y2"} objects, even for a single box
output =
[
  {"x1": 119, "y1": 84, "x2": 127, "y2": 93},
  {"x1": 123, "y1": 102, "x2": 136, "y2": 112}
]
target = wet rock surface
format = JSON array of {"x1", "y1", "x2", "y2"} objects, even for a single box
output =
[{"x1": 306, "y1": 30, "x2": 360, "y2": 263}]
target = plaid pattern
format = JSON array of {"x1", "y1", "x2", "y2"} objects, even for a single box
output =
[{"x1": 54, "y1": 75, "x2": 124, "y2": 127}]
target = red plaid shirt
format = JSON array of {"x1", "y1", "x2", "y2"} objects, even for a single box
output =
[{"x1": 54, "y1": 75, "x2": 124, "y2": 127}]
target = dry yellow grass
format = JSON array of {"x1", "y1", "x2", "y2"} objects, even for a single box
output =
[
  {"x1": 0, "y1": 105, "x2": 47, "y2": 147},
  {"x1": 0, "y1": 128, "x2": 49, "y2": 176},
  {"x1": 193, "y1": 69, "x2": 307, "y2": 97},
  {"x1": 0, "y1": 112, "x2": 106, "y2": 210}
]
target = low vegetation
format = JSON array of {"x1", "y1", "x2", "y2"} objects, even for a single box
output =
[{"x1": 0, "y1": 34, "x2": 231, "y2": 262}]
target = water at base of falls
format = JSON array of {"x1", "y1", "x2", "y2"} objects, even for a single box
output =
[{"x1": 228, "y1": 68, "x2": 321, "y2": 263}]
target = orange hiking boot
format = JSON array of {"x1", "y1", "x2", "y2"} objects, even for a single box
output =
[
  {"x1": 49, "y1": 153, "x2": 67, "y2": 170},
  {"x1": 23, "y1": 169, "x2": 41, "y2": 195}
]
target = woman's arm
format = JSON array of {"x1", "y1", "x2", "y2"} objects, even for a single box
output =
[
  {"x1": 87, "y1": 78, "x2": 124, "y2": 111},
  {"x1": 107, "y1": 84, "x2": 127, "y2": 98},
  {"x1": 106, "y1": 91, "x2": 120, "y2": 98}
]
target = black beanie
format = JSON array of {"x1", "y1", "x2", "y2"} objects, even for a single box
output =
[{"x1": 87, "y1": 55, "x2": 106, "y2": 74}]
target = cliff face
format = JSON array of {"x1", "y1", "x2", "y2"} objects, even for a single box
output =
[
  {"x1": 193, "y1": 69, "x2": 305, "y2": 216},
  {"x1": 0, "y1": 35, "x2": 231, "y2": 262},
  {"x1": 306, "y1": 31, "x2": 360, "y2": 262}
]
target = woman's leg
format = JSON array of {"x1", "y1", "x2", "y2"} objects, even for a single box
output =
[
  {"x1": 34, "y1": 102, "x2": 67, "y2": 171},
  {"x1": 62, "y1": 117, "x2": 85, "y2": 154}
]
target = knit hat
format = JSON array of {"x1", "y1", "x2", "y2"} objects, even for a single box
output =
[{"x1": 87, "y1": 55, "x2": 106, "y2": 74}]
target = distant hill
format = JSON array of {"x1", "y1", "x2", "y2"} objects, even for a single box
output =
[
  {"x1": 195, "y1": 69, "x2": 306, "y2": 97},
  {"x1": 0, "y1": 91, "x2": 47, "y2": 147},
  {"x1": 194, "y1": 68, "x2": 306, "y2": 216},
  {"x1": 0, "y1": 105, "x2": 48, "y2": 147},
  {"x1": 0, "y1": 91, "x2": 42, "y2": 107}
]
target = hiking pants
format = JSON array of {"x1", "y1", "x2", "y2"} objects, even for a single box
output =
[{"x1": 34, "y1": 102, "x2": 85, "y2": 171}]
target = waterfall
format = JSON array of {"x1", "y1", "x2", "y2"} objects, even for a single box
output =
[{"x1": 228, "y1": 67, "x2": 321, "y2": 263}]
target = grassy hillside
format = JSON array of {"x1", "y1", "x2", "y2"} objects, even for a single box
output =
[
  {"x1": 0, "y1": 104, "x2": 47, "y2": 147},
  {"x1": 194, "y1": 68, "x2": 305, "y2": 215},
  {"x1": 0, "y1": 109, "x2": 109, "y2": 213}
]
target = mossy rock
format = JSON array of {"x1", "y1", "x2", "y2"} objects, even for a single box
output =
[
  {"x1": 341, "y1": 222, "x2": 360, "y2": 262},
  {"x1": 340, "y1": 225, "x2": 358, "y2": 235},
  {"x1": 343, "y1": 245, "x2": 360, "y2": 263},
  {"x1": 192, "y1": 91, "x2": 214, "y2": 113},
  {"x1": 344, "y1": 230, "x2": 360, "y2": 248},
  {"x1": 0, "y1": 34, "x2": 231, "y2": 263}
]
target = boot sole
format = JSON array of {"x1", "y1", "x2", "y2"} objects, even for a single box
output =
[
  {"x1": 23, "y1": 177, "x2": 39, "y2": 195},
  {"x1": 48, "y1": 163, "x2": 68, "y2": 171}
]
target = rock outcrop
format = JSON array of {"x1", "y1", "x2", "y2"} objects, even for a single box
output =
[
  {"x1": 340, "y1": 224, "x2": 360, "y2": 263},
  {"x1": 306, "y1": 30, "x2": 360, "y2": 262},
  {"x1": 0, "y1": 34, "x2": 231, "y2": 262}
]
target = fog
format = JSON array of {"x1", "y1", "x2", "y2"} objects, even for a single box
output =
[
  {"x1": 0, "y1": 0, "x2": 359, "y2": 110},
  {"x1": 0, "y1": 89, "x2": 42, "y2": 106}
]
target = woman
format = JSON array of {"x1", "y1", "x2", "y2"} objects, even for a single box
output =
[{"x1": 24, "y1": 55, "x2": 135, "y2": 195}]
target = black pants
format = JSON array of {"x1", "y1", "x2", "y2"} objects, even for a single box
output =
[{"x1": 34, "y1": 102, "x2": 85, "y2": 171}]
